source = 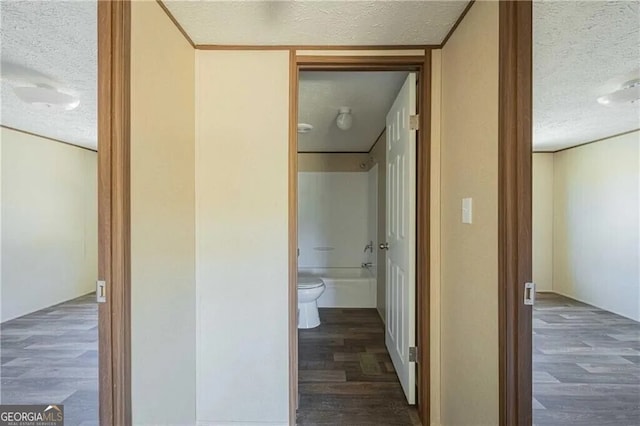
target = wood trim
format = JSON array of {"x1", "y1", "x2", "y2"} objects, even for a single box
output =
[
  {"x1": 298, "y1": 151, "x2": 370, "y2": 154},
  {"x1": 297, "y1": 55, "x2": 425, "y2": 67},
  {"x1": 197, "y1": 44, "x2": 437, "y2": 51},
  {"x1": 98, "y1": 1, "x2": 132, "y2": 425},
  {"x1": 288, "y1": 49, "x2": 299, "y2": 426},
  {"x1": 544, "y1": 128, "x2": 640, "y2": 154},
  {"x1": 97, "y1": 3, "x2": 114, "y2": 423},
  {"x1": 0, "y1": 125, "x2": 97, "y2": 152},
  {"x1": 416, "y1": 50, "x2": 432, "y2": 426},
  {"x1": 440, "y1": 1, "x2": 476, "y2": 47},
  {"x1": 290, "y1": 53, "x2": 431, "y2": 426},
  {"x1": 367, "y1": 127, "x2": 387, "y2": 154},
  {"x1": 156, "y1": 0, "x2": 195, "y2": 48},
  {"x1": 498, "y1": 2, "x2": 533, "y2": 426}
]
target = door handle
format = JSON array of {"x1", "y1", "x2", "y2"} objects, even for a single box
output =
[{"x1": 379, "y1": 242, "x2": 389, "y2": 250}]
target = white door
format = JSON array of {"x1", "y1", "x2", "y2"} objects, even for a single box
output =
[{"x1": 384, "y1": 73, "x2": 417, "y2": 404}]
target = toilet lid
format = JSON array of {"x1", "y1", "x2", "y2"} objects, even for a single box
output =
[{"x1": 298, "y1": 276, "x2": 324, "y2": 289}]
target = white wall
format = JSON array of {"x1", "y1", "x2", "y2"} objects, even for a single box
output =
[
  {"x1": 130, "y1": 1, "x2": 196, "y2": 423},
  {"x1": 533, "y1": 153, "x2": 554, "y2": 292},
  {"x1": 298, "y1": 172, "x2": 370, "y2": 268},
  {"x1": 553, "y1": 131, "x2": 640, "y2": 321},
  {"x1": 196, "y1": 50, "x2": 290, "y2": 425},
  {"x1": 1, "y1": 127, "x2": 97, "y2": 323}
]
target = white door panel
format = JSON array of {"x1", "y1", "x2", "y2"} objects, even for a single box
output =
[{"x1": 384, "y1": 73, "x2": 416, "y2": 404}]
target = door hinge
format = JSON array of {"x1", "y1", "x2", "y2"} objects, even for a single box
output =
[
  {"x1": 409, "y1": 115, "x2": 420, "y2": 130},
  {"x1": 409, "y1": 346, "x2": 418, "y2": 363},
  {"x1": 524, "y1": 282, "x2": 536, "y2": 306},
  {"x1": 96, "y1": 280, "x2": 107, "y2": 303}
]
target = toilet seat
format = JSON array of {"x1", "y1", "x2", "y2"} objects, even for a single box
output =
[{"x1": 298, "y1": 276, "x2": 324, "y2": 289}]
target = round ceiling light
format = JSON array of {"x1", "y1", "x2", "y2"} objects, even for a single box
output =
[
  {"x1": 12, "y1": 85, "x2": 80, "y2": 110},
  {"x1": 297, "y1": 123, "x2": 313, "y2": 133},
  {"x1": 336, "y1": 107, "x2": 353, "y2": 131},
  {"x1": 597, "y1": 78, "x2": 640, "y2": 106}
]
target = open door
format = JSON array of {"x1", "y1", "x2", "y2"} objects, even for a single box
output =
[{"x1": 383, "y1": 73, "x2": 417, "y2": 404}]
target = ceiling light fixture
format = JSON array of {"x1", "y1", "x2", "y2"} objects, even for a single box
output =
[
  {"x1": 597, "y1": 78, "x2": 640, "y2": 106},
  {"x1": 297, "y1": 123, "x2": 313, "y2": 134},
  {"x1": 12, "y1": 85, "x2": 80, "y2": 110},
  {"x1": 336, "y1": 107, "x2": 353, "y2": 131}
]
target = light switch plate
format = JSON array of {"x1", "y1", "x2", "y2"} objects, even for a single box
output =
[{"x1": 462, "y1": 197, "x2": 473, "y2": 224}]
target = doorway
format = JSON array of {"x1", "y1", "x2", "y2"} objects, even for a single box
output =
[{"x1": 288, "y1": 54, "x2": 432, "y2": 425}]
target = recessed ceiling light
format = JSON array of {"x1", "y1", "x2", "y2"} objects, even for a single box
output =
[{"x1": 297, "y1": 123, "x2": 313, "y2": 133}]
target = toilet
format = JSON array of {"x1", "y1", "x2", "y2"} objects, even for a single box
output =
[{"x1": 297, "y1": 276, "x2": 326, "y2": 329}]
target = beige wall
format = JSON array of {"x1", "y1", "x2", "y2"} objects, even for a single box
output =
[
  {"x1": 533, "y1": 153, "x2": 554, "y2": 292},
  {"x1": 130, "y1": 1, "x2": 196, "y2": 423},
  {"x1": 298, "y1": 152, "x2": 370, "y2": 172},
  {"x1": 370, "y1": 133, "x2": 387, "y2": 322},
  {"x1": 195, "y1": 50, "x2": 290, "y2": 424},
  {"x1": 0, "y1": 128, "x2": 97, "y2": 322},
  {"x1": 439, "y1": 2, "x2": 499, "y2": 425},
  {"x1": 553, "y1": 131, "x2": 640, "y2": 321}
]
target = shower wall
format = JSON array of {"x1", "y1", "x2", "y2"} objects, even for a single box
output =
[
  {"x1": 298, "y1": 171, "x2": 369, "y2": 268},
  {"x1": 298, "y1": 153, "x2": 377, "y2": 269}
]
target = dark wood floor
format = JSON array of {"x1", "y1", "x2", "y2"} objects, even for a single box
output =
[
  {"x1": 533, "y1": 293, "x2": 640, "y2": 426},
  {"x1": 297, "y1": 308, "x2": 420, "y2": 425},
  {"x1": 0, "y1": 294, "x2": 98, "y2": 426}
]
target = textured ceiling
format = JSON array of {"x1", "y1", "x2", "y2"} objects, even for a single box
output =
[
  {"x1": 162, "y1": 0, "x2": 470, "y2": 46},
  {"x1": 298, "y1": 71, "x2": 408, "y2": 153},
  {"x1": 533, "y1": 0, "x2": 640, "y2": 151},
  {"x1": 2, "y1": 1, "x2": 637, "y2": 153},
  {"x1": 0, "y1": 1, "x2": 97, "y2": 150}
]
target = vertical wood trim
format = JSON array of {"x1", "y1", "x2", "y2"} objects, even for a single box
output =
[
  {"x1": 417, "y1": 51, "x2": 432, "y2": 426},
  {"x1": 499, "y1": 2, "x2": 533, "y2": 425},
  {"x1": 97, "y1": 2, "x2": 114, "y2": 424},
  {"x1": 98, "y1": 1, "x2": 132, "y2": 425},
  {"x1": 288, "y1": 49, "x2": 299, "y2": 425},
  {"x1": 110, "y1": 1, "x2": 132, "y2": 424}
]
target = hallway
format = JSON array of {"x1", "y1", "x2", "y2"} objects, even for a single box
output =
[{"x1": 297, "y1": 308, "x2": 420, "y2": 425}]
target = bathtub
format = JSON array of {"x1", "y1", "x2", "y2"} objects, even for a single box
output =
[{"x1": 298, "y1": 267, "x2": 376, "y2": 308}]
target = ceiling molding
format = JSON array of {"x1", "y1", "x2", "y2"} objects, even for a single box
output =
[
  {"x1": 1, "y1": 124, "x2": 98, "y2": 152},
  {"x1": 196, "y1": 44, "x2": 438, "y2": 51},
  {"x1": 156, "y1": 0, "x2": 195, "y2": 48},
  {"x1": 440, "y1": 0, "x2": 475, "y2": 48},
  {"x1": 534, "y1": 128, "x2": 640, "y2": 154},
  {"x1": 368, "y1": 127, "x2": 386, "y2": 153}
]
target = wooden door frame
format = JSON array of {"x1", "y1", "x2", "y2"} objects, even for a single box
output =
[
  {"x1": 288, "y1": 52, "x2": 432, "y2": 425},
  {"x1": 498, "y1": 1, "x2": 533, "y2": 425},
  {"x1": 98, "y1": 1, "x2": 132, "y2": 425}
]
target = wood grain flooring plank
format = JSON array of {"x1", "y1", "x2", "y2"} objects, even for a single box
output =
[{"x1": 297, "y1": 308, "x2": 418, "y2": 424}]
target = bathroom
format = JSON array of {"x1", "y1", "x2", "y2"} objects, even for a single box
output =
[
  {"x1": 296, "y1": 69, "x2": 420, "y2": 422},
  {"x1": 295, "y1": 70, "x2": 410, "y2": 328}
]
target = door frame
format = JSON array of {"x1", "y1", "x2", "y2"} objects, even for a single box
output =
[
  {"x1": 288, "y1": 52, "x2": 432, "y2": 425},
  {"x1": 97, "y1": 1, "x2": 132, "y2": 425},
  {"x1": 498, "y1": 1, "x2": 533, "y2": 425}
]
